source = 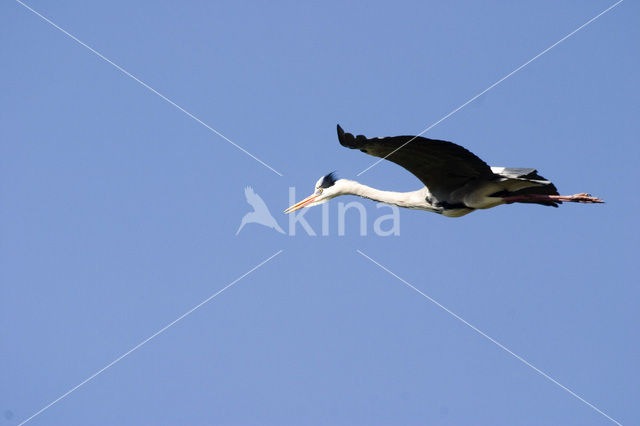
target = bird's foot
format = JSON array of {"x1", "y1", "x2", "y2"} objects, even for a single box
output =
[{"x1": 567, "y1": 193, "x2": 604, "y2": 203}]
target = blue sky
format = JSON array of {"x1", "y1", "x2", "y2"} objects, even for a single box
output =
[{"x1": 1, "y1": 0, "x2": 638, "y2": 425}]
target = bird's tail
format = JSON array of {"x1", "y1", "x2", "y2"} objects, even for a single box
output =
[{"x1": 490, "y1": 168, "x2": 560, "y2": 207}]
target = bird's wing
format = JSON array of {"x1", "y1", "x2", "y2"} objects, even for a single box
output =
[
  {"x1": 244, "y1": 186, "x2": 270, "y2": 212},
  {"x1": 337, "y1": 125, "x2": 494, "y2": 198}
]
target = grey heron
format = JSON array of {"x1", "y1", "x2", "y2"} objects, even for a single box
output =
[{"x1": 285, "y1": 125, "x2": 603, "y2": 217}]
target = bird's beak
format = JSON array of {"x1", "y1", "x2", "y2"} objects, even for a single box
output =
[{"x1": 284, "y1": 193, "x2": 318, "y2": 214}]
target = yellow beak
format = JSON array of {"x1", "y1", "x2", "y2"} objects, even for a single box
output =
[{"x1": 284, "y1": 193, "x2": 318, "y2": 214}]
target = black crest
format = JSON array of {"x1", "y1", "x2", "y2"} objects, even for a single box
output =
[{"x1": 319, "y1": 172, "x2": 337, "y2": 188}]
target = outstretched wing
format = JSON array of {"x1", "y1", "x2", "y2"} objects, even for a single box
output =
[
  {"x1": 244, "y1": 186, "x2": 270, "y2": 212},
  {"x1": 337, "y1": 125, "x2": 494, "y2": 198}
]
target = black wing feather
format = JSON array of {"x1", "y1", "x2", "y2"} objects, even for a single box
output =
[{"x1": 337, "y1": 125, "x2": 494, "y2": 198}]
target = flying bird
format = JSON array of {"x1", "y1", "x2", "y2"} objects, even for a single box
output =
[
  {"x1": 285, "y1": 125, "x2": 603, "y2": 217},
  {"x1": 237, "y1": 186, "x2": 284, "y2": 234}
]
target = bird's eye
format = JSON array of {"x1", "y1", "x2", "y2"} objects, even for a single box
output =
[{"x1": 317, "y1": 188, "x2": 323, "y2": 194}]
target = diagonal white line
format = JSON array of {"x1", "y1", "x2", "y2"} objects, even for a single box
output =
[
  {"x1": 14, "y1": 0, "x2": 284, "y2": 177},
  {"x1": 356, "y1": 249, "x2": 621, "y2": 426},
  {"x1": 17, "y1": 249, "x2": 284, "y2": 426},
  {"x1": 357, "y1": 0, "x2": 624, "y2": 176}
]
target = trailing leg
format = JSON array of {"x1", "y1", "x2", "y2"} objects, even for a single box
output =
[{"x1": 503, "y1": 193, "x2": 604, "y2": 205}]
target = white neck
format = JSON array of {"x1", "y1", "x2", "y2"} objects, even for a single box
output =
[{"x1": 337, "y1": 179, "x2": 427, "y2": 209}]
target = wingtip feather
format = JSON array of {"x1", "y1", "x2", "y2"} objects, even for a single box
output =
[
  {"x1": 337, "y1": 124, "x2": 346, "y2": 145},
  {"x1": 336, "y1": 125, "x2": 360, "y2": 148}
]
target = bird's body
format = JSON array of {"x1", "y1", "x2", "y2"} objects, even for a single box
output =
[{"x1": 284, "y1": 126, "x2": 603, "y2": 217}]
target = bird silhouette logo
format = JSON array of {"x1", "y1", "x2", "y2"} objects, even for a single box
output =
[{"x1": 236, "y1": 186, "x2": 285, "y2": 235}]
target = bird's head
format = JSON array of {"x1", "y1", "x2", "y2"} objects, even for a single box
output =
[{"x1": 285, "y1": 172, "x2": 344, "y2": 213}]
